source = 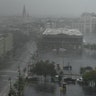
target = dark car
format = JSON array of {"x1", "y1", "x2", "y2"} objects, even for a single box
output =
[{"x1": 64, "y1": 77, "x2": 76, "y2": 84}]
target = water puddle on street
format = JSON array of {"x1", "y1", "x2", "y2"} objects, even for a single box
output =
[{"x1": 24, "y1": 83, "x2": 96, "y2": 96}]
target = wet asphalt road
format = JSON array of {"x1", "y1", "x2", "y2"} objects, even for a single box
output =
[
  {"x1": 24, "y1": 46, "x2": 96, "y2": 96},
  {"x1": 24, "y1": 83, "x2": 96, "y2": 96},
  {"x1": 24, "y1": 48, "x2": 96, "y2": 96},
  {"x1": 40, "y1": 51, "x2": 96, "y2": 74}
]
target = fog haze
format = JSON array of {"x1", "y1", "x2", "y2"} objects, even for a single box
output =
[{"x1": 0, "y1": 0, "x2": 96, "y2": 17}]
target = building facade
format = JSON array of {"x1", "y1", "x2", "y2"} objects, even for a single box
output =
[
  {"x1": 38, "y1": 28, "x2": 83, "y2": 54},
  {"x1": 0, "y1": 33, "x2": 13, "y2": 59},
  {"x1": 72, "y1": 13, "x2": 96, "y2": 33}
]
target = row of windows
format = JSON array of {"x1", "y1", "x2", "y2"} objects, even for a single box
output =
[{"x1": 42, "y1": 38, "x2": 82, "y2": 42}]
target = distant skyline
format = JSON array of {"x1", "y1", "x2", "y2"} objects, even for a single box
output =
[{"x1": 0, "y1": 0, "x2": 96, "y2": 17}]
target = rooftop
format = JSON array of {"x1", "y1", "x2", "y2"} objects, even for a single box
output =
[{"x1": 43, "y1": 28, "x2": 82, "y2": 36}]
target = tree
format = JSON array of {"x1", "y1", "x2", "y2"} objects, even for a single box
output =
[
  {"x1": 8, "y1": 66, "x2": 25, "y2": 96},
  {"x1": 56, "y1": 64, "x2": 61, "y2": 71},
  {"x1": 83, "y1": 70, "x2": 96, "y2": 81},
  {"x1": 83, "y1": 70, "x2": 96, "y2": 86},
  {"x1": 13, "y1": 76, "x2": 25, "y2": 96},
  {"x1": 80, "y1": 66, "x2": 93, "y2": 75},
  {"x1": 31, "y1": 60, "x2": 57, "y2": 82},
  {"x1": 8, "y1": 88, "x2": 16, "y2": 96}
]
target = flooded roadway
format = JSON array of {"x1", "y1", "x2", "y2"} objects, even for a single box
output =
[
  {"x1": 24, "y1": 41, "x2": 96, "y2": 96},
  {"x1": 24, "y1": 32, "x2": 96, "y2": 96},
  {"x1": 24, "y1": 83, "x2": 96, "y2": 96},
  {"x1": 40, "y1": 50, "x2": 96, "y2": 74},
  {"x1": 24, "y1": 48, "x2": 96, "y2": 96}
]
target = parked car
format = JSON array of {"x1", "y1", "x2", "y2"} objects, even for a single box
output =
[
  {"x1": 77, "y1": 77, "x2": 83, "y2": 85},
  {"x1": 27, "y1": 75, "x2": 39, "y2": 82}
]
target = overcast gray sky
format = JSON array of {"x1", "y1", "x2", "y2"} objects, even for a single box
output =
[{"x1": 0, "y1": 0, "x2": 96, "y2": 17}]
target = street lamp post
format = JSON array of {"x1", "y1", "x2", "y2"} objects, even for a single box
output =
[
  {"x1": 8, "y1": 77, "x2": 12, "y2": 96},
  {"x1": 9, "y1": 77, "x2": 12, "y2": 90}
]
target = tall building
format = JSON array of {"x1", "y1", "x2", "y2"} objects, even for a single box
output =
[
  {"x1": 72, "y1": 13, "x2": 96, "y2": 33},
  {"x1": 22, "y1": 5, "x2": 26, "y2": 17},
  {"x1": 81, "y1": 12, "x2": 96, "y2": 33}
]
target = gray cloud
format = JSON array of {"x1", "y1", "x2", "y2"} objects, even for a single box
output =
[{"x1": 0, "y1": 0, "x2": 96, "y2": 17}]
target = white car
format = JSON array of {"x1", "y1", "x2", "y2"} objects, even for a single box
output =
[{"x1": 77, "y1": 77, "x2": 83, "y2": 82}]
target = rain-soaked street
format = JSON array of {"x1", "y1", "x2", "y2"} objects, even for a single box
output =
[
  {"x1": 40, "y1": 50, "x2": 96, "y2": 74},
  {"x1": 24, "y1": 48, "x2": 96, "y2": 96},
  {"x1": 24, "y1": 83, "x2": 96, "y2": 96},
  {"x1": 24, "y1": 32, "x2": 96, "y2": 96}
]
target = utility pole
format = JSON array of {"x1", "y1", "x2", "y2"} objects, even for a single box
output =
[{"x1": 9, "y1": 77, "x2": 12, "y2": 90}]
